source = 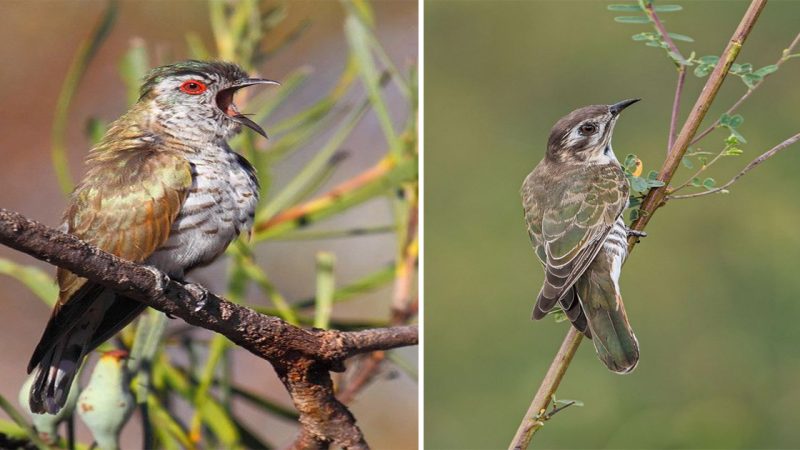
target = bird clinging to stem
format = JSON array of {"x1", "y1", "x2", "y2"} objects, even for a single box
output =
[{"x1": 521, "y1": 99, "x2": 641, "y2": 373}]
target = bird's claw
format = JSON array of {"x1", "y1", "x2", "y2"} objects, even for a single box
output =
[{"x1": 182, "y1": 282, "x2": 208, "y2": 313}]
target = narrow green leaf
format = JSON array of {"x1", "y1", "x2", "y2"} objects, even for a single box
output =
[
  {"x1": 614, "y1": 15, "x2": 651, "y2": 24},
  {"x1": 0, "y1": 394, "x2": 48, "y2": 450},
  {"x1": 0, "y1": 258, "x2": 57, "y2": 305},
  {"x1": 52, "y1": 1, "x2": 118, "y2": 194},
  {"x1": 85, "y1": 117, "x2": 107, "y2": 145},
  {"x1": 189, "y1": 336, "x2": 240, "y2": 447},
  {"x1": 118, "y1": 38, "x2": 150, "y2": 105},
  {"x1": 681, "y1": 156, "x2": 694, "y2": 169},
  {"x1": 256, "y1": 99, "x2": 370, "y2": 223},
  {"x1": 147, "y1": 396, "x2": 193, "y2": 449},
  {"x1": 631, "y1": 32, "x2": 656, "y2": 41},
  {"x1": 652, "y1": 4, "x2": 683, "y2": 12},
  {"x1": 128, "y1": 310, "x2": 168, "y2": 403},
  {"x1": 607, "y1": 4, "x2": 643, "y2": 11},
  {"x1": 754, "y1": 64, "x2": 779, "y2": 77},
  {"x1": 667, "y1": 32, "x2": 694, "y2": 42},
  {"x1": 698, "y1": 55, "x2": 720, "y2": 64},
  {"x1": 629, "y1": 209, "x2": 640, "y2": 221},
  {"x1": 728, "y1": 128, "x2": 747, "y2": 143},
  {"x1": 345, "y1": 15, "x2": 399, "y2": 152},
  {"x1": 314, "y1": 252, "x2": 336, "y2": 330}
]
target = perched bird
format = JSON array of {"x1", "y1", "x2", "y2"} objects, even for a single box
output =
[
  {"x1": 520, "y1": 99, "x2": 641, "y2": 373},
  {"x1": 27, "y1": 60, "x2": 278, "y2": 413},
  {"x1": 76, "y1": 350, "x2": 134, "y2": 450}
]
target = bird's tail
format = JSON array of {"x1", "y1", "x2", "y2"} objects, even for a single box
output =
[
  {"x1": 575, "y1": 266, "x2": 639, "y2": 374},
  {"x1": 28, "y1": 288, "x2": 113, "y2": 414},
  {"x1": 29, "y1": 331, "x2": 90, "y2": 414}
]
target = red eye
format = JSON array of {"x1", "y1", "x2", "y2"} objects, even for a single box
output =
[{"x1": 179, "y1": 80, "x2": 207, "y2": 95}]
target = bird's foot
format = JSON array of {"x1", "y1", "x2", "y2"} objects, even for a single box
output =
[
  {"x1": 626, "y1": 227, "x2": 647, "y2": 238},
  {"x1": 182, "y1": 282, "x2": 209, "y2": 313}
]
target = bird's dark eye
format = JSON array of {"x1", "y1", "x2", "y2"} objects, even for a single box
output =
[
  {"x1": 180, "y1": 80, "x2": 207, "y2": 95},
  {"x1": 578, "y1": 123, "x2": 598, "y2": 136}
]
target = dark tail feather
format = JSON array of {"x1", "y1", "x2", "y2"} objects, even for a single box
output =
[
  {"x1": 28, "y1": 288, "x2": 113, "y2": 414},
  {"x1": 29, "y1": 339, "x2": 85, "y2": 414},
  {"x1": 576, "y1": 277, "x2": 639, "y2": 374}
]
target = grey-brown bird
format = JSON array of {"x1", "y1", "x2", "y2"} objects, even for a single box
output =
[
  {"x1": 28, "y1": 60, "x2": 278, "y2": 413},
  {"x1": 520, "y1": 99, "x2": 640, "y2": 373}
]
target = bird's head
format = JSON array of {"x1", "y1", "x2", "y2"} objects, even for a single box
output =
[
  {"x1": 138, "y1": 60, "x2": 279, "y2": 140},
  {"x1": 546, "y1": 98, "x2": 640, "y2": 164}
]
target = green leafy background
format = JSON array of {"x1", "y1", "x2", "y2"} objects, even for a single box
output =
[{"x1": 425, "y1": 1, "x2": 800, "y2": 449}]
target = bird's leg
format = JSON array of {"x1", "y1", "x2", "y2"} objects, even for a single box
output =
[{"x1": 626, "y1": 227, "x2": 647, "y2": 238}]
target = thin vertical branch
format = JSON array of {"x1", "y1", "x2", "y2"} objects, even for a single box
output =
[
  {"x1": 510, "y1": 1, "x2": 767, "y2": 447},
  {"x1": 643, "y1": 1, "x2": 688, "y2": 152},
  {"x1": 669, "y1": 69, "x2": 686, "y2": 152}
]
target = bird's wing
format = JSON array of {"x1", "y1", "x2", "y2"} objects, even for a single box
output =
[
  {"x1": 532, "y1": 164, "x2": 628, "y2": 319},
  {"x1": 28, "y1": 149, "x2": 192, "y2": 371}
]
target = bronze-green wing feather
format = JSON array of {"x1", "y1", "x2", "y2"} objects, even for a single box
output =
[
  {"x1": 525, "y1": 163, "x2": 628, "y2": 320},
  {"x1": 28, "y1": 147, "x2": 192, "y2": 413}
]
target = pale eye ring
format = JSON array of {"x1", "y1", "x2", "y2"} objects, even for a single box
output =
[{"x1": 579, "y1": 123, "x2": 598, "y2": 136}]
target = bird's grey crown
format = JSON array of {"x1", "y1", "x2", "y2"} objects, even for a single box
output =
[{"x1": 139, "y1": 60, "x2": 248, "y2": 100}]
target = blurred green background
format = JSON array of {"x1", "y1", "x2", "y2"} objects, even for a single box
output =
[{"x1": 425, "y1": 1, "x2": 800, "y2": 449}]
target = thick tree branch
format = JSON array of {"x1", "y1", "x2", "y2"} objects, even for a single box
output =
[
  {"x1": 510, "y1": 1, "x2": 767, "y2": 448},
  {"x1": 0, "y1": 208, "x2": 417, "y2": 448}
]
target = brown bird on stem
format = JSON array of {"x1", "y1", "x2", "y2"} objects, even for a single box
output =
[{"x1": 521, "y1": 99, "x2": 642, "y2": 373}]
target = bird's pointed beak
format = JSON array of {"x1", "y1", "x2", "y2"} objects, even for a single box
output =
[
  {"x1": 232, "y1": 78, "x2": 282, "y2": 89},
  {"x1": 609, "y1": 98, "x2": 641, "y2": 116},
  {"x1": 217, "y1": 78, "x2": 281, "y2": 139}
]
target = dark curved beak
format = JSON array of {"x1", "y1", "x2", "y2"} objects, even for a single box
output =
[
  {"x1": 231, "y1": 78, "x2": 281, "y2": 89},
  {"x1": 220, "y1": 78, "x2": 281, "y2": 139},
  {"x1": 609, "y1": 98, "x2": 641, "y2": 116}
]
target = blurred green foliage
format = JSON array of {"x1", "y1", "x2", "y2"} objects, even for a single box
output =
[
  {"x1": 0, "y1": 0, "x2": 417, "y2": 448},
  {"x1": 425, "y1": 1, "x2": 800, "y2": 448}
]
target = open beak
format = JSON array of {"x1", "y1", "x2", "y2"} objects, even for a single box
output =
[
  {"x1": 609, "y1": 98, "x2": 641, "y2": 116},
  {"x1": 216, "y1": 78, "x2": 280, "y2": 139}
]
